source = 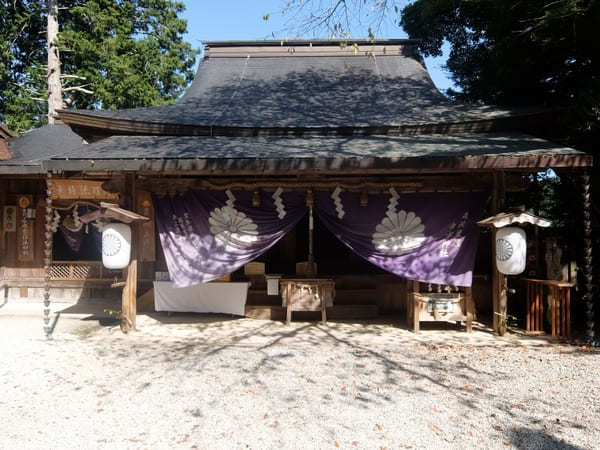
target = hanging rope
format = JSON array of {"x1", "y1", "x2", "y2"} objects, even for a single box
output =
[{"x1": 43, "y1": 176, "x2": 54, "y2": 340}]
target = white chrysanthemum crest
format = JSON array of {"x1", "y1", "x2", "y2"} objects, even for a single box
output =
[
  {"x1": 372, "y1": 188, "x2": 426, "y2": 255},
  {"x1": 208, "y1": 190, "x2": 259, "y2": 249},
  {"x1": 209, "y1": 206, "x2": 258, "y2": 250},
  {"x1": 372, "y1": 209, "x2": 426, "y2": 255}
]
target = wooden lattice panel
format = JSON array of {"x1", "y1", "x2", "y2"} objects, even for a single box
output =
[
  {"x1": 50, "y1": 261, "x2": 113, "y2": 281},
  {"x1": 50, "y1": 264, "x2": 72, "y2": 280}
]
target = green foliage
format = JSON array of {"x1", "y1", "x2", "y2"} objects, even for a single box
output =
[
  {"x1": 400, "y1": 0, "x2": 600, "y2": 150},
  {"x1": 0, "y1": 0, "x2": 198, "y2": 134},
  {"x1": 0, "y1": 1, "x2": 47, "y2": 133},
  {"x1": 509, "y1": 172, "x2": 582, "y2": 246}
]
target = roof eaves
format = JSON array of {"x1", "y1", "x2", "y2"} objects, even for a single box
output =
[
  {"x1": 41, "y1": 152, "x2": 593, "y2": 175},
  {"x1": 0, "y1": 123, "x2": 15, "y2": 138},
  {"x1": 57, "y1": 110, "x2": 554, "y2": 139}
]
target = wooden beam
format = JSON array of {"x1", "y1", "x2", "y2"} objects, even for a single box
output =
[
  {"x1": 137, "y1": 174, "x2": 509, "y2": 194},
  {"x1": 43, "y1": 152, "x2": 593, "y2": 175},
  {"x1": 57, "y1": 110, "x2": 560, "y2": 140}
]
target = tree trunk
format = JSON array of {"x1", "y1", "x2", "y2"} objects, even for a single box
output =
[{"x1": 47, "y1": 0, "x2": 62, "y2": 124}]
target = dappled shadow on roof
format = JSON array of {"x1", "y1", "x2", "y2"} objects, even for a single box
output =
[{"x1": 68, "y1": 56, "x2": 517, "y2": 128}]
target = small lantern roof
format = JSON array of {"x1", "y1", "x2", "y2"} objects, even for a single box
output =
[
  {"x1": 79, "y1": 202, "x2": 149, "y2": 224},
  {"x1": 477, "y1": 210, "x2": 551, "y2": 228}
]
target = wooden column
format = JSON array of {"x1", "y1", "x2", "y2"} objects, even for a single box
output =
[
  {"x1": 306, "y1": 190, "x2": 316, "y2": 276},
  {"x1": 492, "y1": 172, "x2": 508, "y2": 335},
  {"x1": 406, "y1": 280, "x2": 420, "y2": 332},
  {"x1": 581, "y1": 171, "x2": 595, "y2": 343},
  {"x1": 121, "y1": 174, "x2": 138, "y2": 333},
  {"x1": 0, "y1": 180, "x2": 6, "y2": 270},
  {"x1": 465, "y1": 287, "x2": 474, "y2": 333},
  {"x1": 121, "y1": 259, "x2": 138, "y2": 332}
]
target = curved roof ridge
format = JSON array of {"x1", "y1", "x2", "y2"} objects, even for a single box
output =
[{"x1": 57, "y1": 40, "x2": 547, "y2": 137}]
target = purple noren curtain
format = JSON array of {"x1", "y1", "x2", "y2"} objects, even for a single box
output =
[
  {"x1": 155, "y1": 189, "x2": 307, "y2": 287},
  {"x1": 314, "y1": 189, "x2": 487, "y2": 287},
  {"x1": 154, "y1": 188, "x2": 487, "y2": 288}
]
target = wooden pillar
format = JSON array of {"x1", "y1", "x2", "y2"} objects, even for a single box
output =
[
  {"x1": 121, "y1": 259, "x2": 138, "y2": 332},
  {"x1": 306, "y1": 190, "x2": 316, "y2": 276},
  {"x1": 406, "y1": 280, "x2": 420, "y2": 332},
  {"x1": 121, "y1": 174, "x2": 138, "y2": 333},
  {"x1": 43, "y1": 177, "x2": 54, "y2": 339},
  {"x1": 465, "y1": 287, "x2": 474, "y2": 333},
  {"x1": 492, "y1": 172, "x2": 508, "y2": 335},
  {"x1": 581, "y1": 171, "x2": 595, "y2": 343}
]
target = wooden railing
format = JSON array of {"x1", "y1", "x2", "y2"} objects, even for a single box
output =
[
  {"x1": 50, "y1": 261, "x2": 120, "y2": 282},
  {"x1": 523, "y1": 279, "x2": 575, "y2": 339}
]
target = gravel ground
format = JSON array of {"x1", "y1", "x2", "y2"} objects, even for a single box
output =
[{"x1": 1, "y1": 303, "x2": 599, "y2": 450}]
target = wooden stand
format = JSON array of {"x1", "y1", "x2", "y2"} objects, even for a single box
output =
[
  {"x1": 406, "y1": 280, "x2": 473, "y2": 333},
  {"x1": 281, "y1": 278, "x2": 335, "y2": 324},
  {"x1": 523, "y1": 278, "x2": 574, "y2": 339}
]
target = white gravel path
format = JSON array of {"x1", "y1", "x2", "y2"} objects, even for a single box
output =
[{"x1": 1, "y1": 304, "x2": 599, "y2": 450}]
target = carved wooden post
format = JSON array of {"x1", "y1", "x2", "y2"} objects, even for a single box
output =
[
  {"x1": 43, "y1": 177, "x2": 54, "y2": 339},
  {"x1": 581, "y1": 171, "x2": 595, "y2": 343}
]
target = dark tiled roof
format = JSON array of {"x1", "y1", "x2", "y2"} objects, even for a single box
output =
[
  {"x1": 0, "y1": 123, "x2": 14, "y2": 138},
  {"x1": 59, "y1": 41, "x2": 534, "y2": 129},
  {"x1": 41, "y1": 132, "x2": 589, "y2": 173},
  {"x1": 0, "y1": 124, "x2": 84, "y2": 173}
]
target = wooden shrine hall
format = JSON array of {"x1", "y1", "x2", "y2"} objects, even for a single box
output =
[{"x1": 0, "y1": 40, "x2": 594, "y2": 338}]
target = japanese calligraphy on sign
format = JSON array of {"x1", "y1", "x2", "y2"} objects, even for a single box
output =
[
  {"x1": 136, "y1": 191, "x2": 155, "y2": 262},
  {"x1": 16, "y1": 195, "x2": 34, "y2": 262},
  {"x1": 48, "y1": 180, "x2": 119, "y2": 201},
  {"x1": 3, "y1": 205, "x2": 16, "y2": 232}
]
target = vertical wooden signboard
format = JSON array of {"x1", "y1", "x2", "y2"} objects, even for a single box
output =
[
  {"x1": 3, "y1": 205, "x2": 17, "y2": 233},
  {"x1": 136, "y1": 191, "x2": 155, "y2": 262},
  {"x1": 16, "y1": 195, "x2": 34, "y2": 262}
]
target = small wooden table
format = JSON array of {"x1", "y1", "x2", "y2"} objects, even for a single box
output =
[{"x1": 280, "y1": 278, "x2": 335, "y2": 324}]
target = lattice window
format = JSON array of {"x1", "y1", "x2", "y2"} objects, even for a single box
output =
[{"x1": 50, "y1": 261, "x2": 116, "y2": 281}]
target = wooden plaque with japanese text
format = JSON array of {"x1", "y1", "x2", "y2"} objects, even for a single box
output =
[
  {"x1": 16, "y1": 195, "x2": 34, "y2": 262},
  {"x1": 48, "y1": 179, "x2": 119, "y2": 201},
  {"x1": 136, "y1": 191, "x2": 156, "y2": 262}
]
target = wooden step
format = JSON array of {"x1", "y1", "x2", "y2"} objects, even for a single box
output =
[{"x1": 244, "y1": 304, "x2": 379, "y2": 321}]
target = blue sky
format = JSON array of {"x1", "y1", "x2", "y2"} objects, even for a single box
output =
[{"x1": 181, "y1": 1, "x2": 453, "y2": 92}]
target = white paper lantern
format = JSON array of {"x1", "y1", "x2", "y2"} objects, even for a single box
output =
[
  {"x1": 102, "y1": 223, "x2": 131, "y2": 269},
  {"x1": 495, "y1": 227, "x2": 526, "y2": 275}
]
